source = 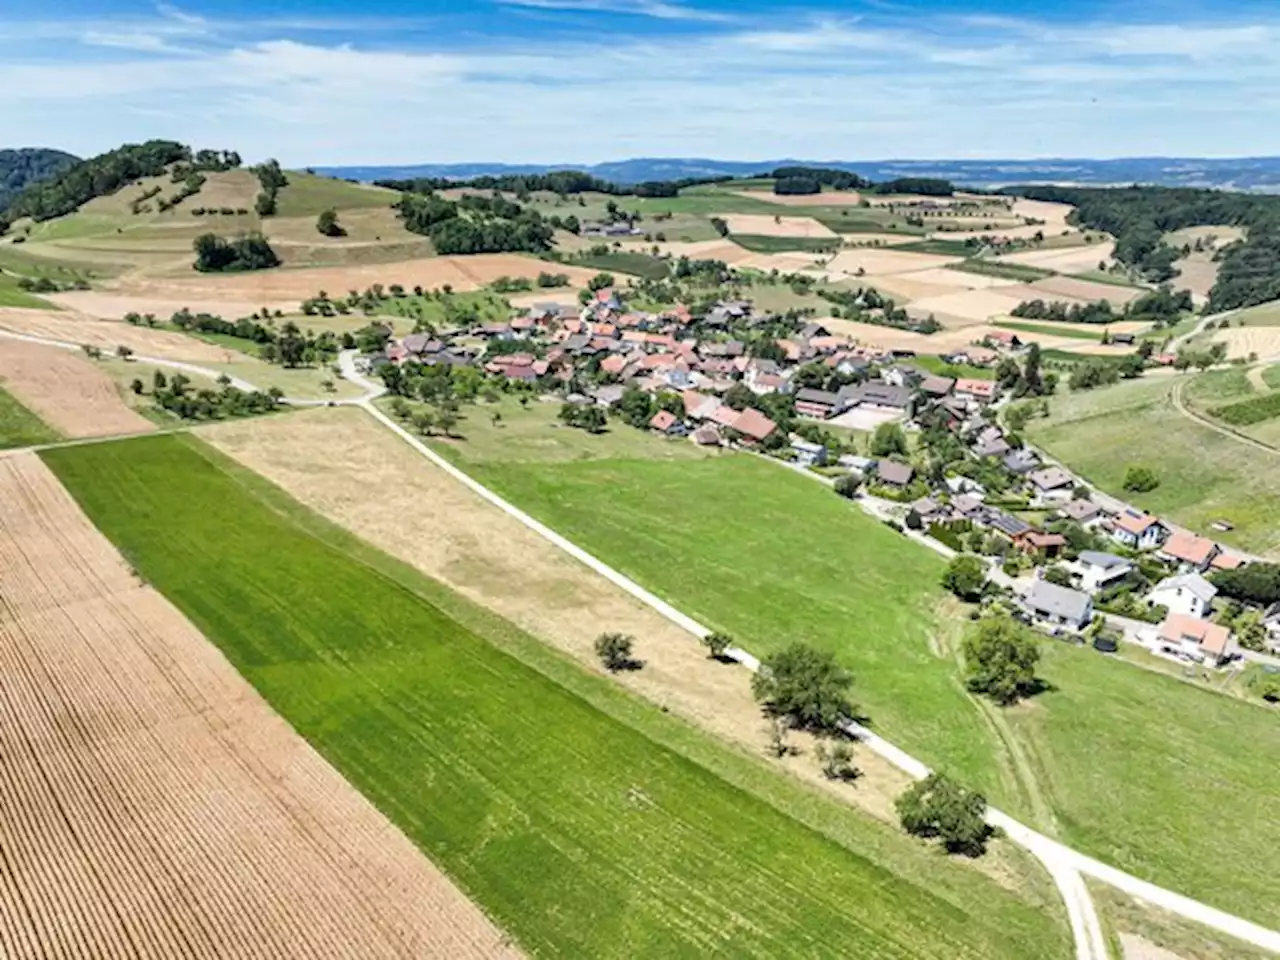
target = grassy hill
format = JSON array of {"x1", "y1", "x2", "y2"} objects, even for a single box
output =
[{"x1": 274, "y1": 172, "x2": 397, "y2": 217}]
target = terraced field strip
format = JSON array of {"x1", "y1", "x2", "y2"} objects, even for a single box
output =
[
  {"x1": 0, "y1": 452, "x2": 518, "y2": 959},
  {"x1": 42, "y1": 433, "x2": 1067, "y2": 959}
]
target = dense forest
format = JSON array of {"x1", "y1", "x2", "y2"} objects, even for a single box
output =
[
  {"x1": 394, "y1": 191, "x2": 554, "y2": 254},
  {"x1": 0, "y1": 148, "x2": 79, "y2": 215},
  {"x1": 4, "y1": 140, "x2": 240, "y2": 223},
  {"x1": 1010, "y1": 184, "x2": 1280, "y2": 311}
]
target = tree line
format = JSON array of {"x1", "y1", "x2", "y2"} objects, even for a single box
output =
[
  {"x1": 4, "y1": 140, "x2": 237, "y2": 222},
  {"x1": 145, "y1": 370, "x2": 282, "y2": 421},
  {"x1": 252, "y1": 159, "x2": 289, "y2": 216},
  {"x1": 374, "y1": 169, "x2": 725, "y2": 199}
]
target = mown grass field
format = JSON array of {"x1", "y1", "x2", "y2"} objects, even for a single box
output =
[
  {"x1": 909, "y1": 354, "x2": 997, "y2": 380},
  {"x1": 0, "y1": 384, "x2": 61, "y2": 448},
  {"x1": 275, "y1": 172, "x2": 397, "y2": 218},
  {"x1": 432, "y1": 406, "x2": 1280, "y2": 929},
  {"x1": 1027, "y1": 375, "x2": 1280, "y2": 556},
  {"x1": 996, "y1": 321, "x2": 1104, "y2": 342},
  {"x1": 569, "y1": 250, "x2": 670, "y2": 280},
  {"x1": 43, "y1": 433, "x2": 1069, "y2": 959},
  {"x1": 730, "y1": 235, "x2": 841, "y2": 254},
  {"x1": 951, "y1": 260, "x2": 1054, "y2": 282}
]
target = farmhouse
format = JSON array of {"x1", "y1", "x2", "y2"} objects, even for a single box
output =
[
  {"x1": 729, "y1": 407, "x2": 778, "y2": 444},
  {"x1": 1148, "y1": 572, "x2": 1217, "y2": 619},
  {"x1": 842, "y1": 382, "x2": 913, "y2": 412},
  {"x1": 1154, "y1": 613, "x2": 1236, "y2": 667},
  {"x1": 1014, "y1": 530, "x2": 1066, "y2": 559},
  {"x1": 794, "y1": 388, "x2": 843, "y2": 419},
  {"x1": 1022, "y1": 579, "x2": 1094, "y2": 631},
  {"x1": 955, "y1": 379, "x2": 998, "y2": 404}
]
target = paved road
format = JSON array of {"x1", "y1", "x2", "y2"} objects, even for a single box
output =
[{"x1": 341, "y1": 362, "x2": 1280, "y2": 959}]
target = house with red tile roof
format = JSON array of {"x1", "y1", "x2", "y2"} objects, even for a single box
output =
[
  {"x1": 955, "y1": 379, "x2": 998, "y2": 403},
  {"x1": 648, "y1": 410, "x2": 686, "y2": 437},
  {"x1": 1154, "y1": 613, "x2": 1235, "y2": 666},
  {"x1": 730, "y1": 407, "x2": 778, "y2": 443},
  {"x1": 1157, "y1": 530, "x2": 1220, "y2": 572},
  {"x1": 1110, "y1": 510, "x2": 1167, "y2": 551}
]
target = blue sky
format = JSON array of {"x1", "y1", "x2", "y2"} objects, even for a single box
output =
[{"x1": 3, "y1": 0, "x2": 1279, "y2": 165}]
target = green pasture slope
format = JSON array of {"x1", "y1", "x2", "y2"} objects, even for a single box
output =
[
  {"x1": 44, "y1": 434, "x2": 1067, "y2": 960},
  {"x1": 431, "y1": 412, "x2": 1280, "y2": 929},
  {"x1": 0, "y1": 385, "x2": 60, "y2": 448}
]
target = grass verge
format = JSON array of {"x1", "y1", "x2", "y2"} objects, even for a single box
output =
[{"x1": 0, "y1": 384, "x2": 62, "y2": 448}]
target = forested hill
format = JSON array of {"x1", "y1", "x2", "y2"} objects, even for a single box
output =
[
  {"x1": 3, "y1": 140, "x2": 242, "y2": 223},
  {"x1": 1011, "y1": 185, "x2": 1280, "y2": 313},
  {"x1": 0, "y1": 148, "x2": 79, "y2": 211}
]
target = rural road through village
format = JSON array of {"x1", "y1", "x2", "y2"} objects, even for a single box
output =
[{"x1": 5, "y1": 328, "x2": 1278, "y2": 958}]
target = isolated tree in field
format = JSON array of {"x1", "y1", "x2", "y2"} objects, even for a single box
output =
[
  {"x1": 941, "y1": 555, "x2": 987, "y2": 601},
  {"x1": 1122, "y1": 465, "x2": 1159, "y2": 493},
  {"x1": 963, "y1": 614, "x2": 1041, "y2": 706},
  {"x1": 896, "y1": 773, "x2": 992, "y2": 856},
  {"x1": 701, "y1": 631, "x2": 733, "y2": 660},
  {"x1": 816, "y1": 737, "x2": 858, "y2": 781},
  {"x1": 595, "y1": 632, "x2": 636, "y2": 672},
  {"x1": 115, "y1": 344, "x2": 134, "y2": 360},
  {"x1": 129, "y1": 378, "x2": 144, "y2": 395},
  {"x1": 151, "y1": 369, "x2": 167, "y2": 391},
  {"x1": 869, "y1": 421, "x2": 908, "y2": 458},
  {"x1": 316, "y1": 208, "x2": 345, "y2": 237},
  {"x1": 751, "y1": 643, "x2": 854, "y2": 733}
]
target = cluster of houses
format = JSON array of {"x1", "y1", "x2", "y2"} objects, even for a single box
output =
[
  {"x1": 358, "y1": 286, "x2": 1272, "y2": 669},
  {"x1": 1018, "y1": 524, "x2": 1253, "y2": 667}
]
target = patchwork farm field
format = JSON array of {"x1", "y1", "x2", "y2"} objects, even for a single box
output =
[
  {"x1": 0, "y1": 384, "x2": 60, "y2": 448},
  {"x1": 0, "y1": 452, "x2": 517, "y2": 959},
  {"x1": 432, "y1": 409, "x2": 1280, "y2": 929},
  {"x1": 43, "y1": 433, "x2": 1068, "y2": 959},
  {"x1": 1027, "y1": 375, "x2": 1280, "y2": 557}
]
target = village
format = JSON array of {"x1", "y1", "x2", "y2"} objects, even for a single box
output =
[{"x1": 355, "y1": 282, "x2": 1280, "y2": 675}]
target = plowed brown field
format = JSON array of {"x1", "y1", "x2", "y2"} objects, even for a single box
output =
[
  {"x1": 0, "y1": 340, "x2": 153, "y2": 438},
  {"x1": 0, "y1": 453, "x2": 519, "y2": 960}
]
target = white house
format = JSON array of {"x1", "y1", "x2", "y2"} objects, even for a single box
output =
[
  {"x1": 1111, "y1": 510, "x2": 1167, "y2": 551},
  {"x1": 1075, "y1": 551, "x2": 1134, "y2": 594},
  {"x1": 1154, "y1": 614, "x2": 1236, "y2": 666},
  {"x1": 1148, "y1": 572, "x2": 1217, "y2": 619}
]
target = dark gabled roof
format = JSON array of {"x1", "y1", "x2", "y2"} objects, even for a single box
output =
[
  {"x1": 839, "y1": 382, "x2": 913, "y2": 408},
  {"x1": 794, "y1": 388, "x2": 840, "y2": 407},
  {"x1": 988, "y1": 511, "x2": 1032, "y2": 538}
]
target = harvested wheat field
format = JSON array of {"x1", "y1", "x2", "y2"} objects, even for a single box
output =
[
  {"x1": 1026, "y1": 276, "x2": 1146, "y2": 306},
  {"x1": 1206, "y1": 327, "x2": 1280, "y2": 361},
  {"x1": 1009, "y1": 199, "x2": 1076, "y2": 228},
  {"x1": 0, "y1": 452, "x2": 518, "y2": 960},
  {"x1": 619, "y1": 239, "x2": 759, "y2": 264},
  {"x1": 111, "y1": 255, "x2": 601, "y2": 306},
  {"x1": 0, "y1": 340, "x2": 153, "y2": 438},
  {"x1": 1170, "y1": 253, "x2": 1220, "y2": 303},
  {"x1": 722, "y1": 214, "x2": 837, "y2": 238},
  {"x1": 825, "y1": 248, "x2": 962, "y2": 277},
  {"x1": 861, "y1": 273, "x2": 970, "y2": 303},
  {"x1": 998, "y1": 242, "x2": 1116, "y2": 274},
  {"x1": 736, "y1": 190, "x2": 865, "y2": 207},
  {"x1": 907, "y1": 267, "x2": 1027, "y2": 291},
  {"x1": 202, "y1": 408, "x2": 921, "y2": 823},
  {"x1": 733, "y1": 251, "x2": 830, "y2": 273},
  {"x1": 0, "y1": 308, "x2": 237, "y2": 363},
  {"x1": 49, "y1": 291, "x2": 290, "y2": 322},
  {"x1": 904, "y1": 287, "x2": 1032, "y2": 323}
]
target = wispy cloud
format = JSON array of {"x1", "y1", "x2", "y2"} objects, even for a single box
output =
[
  {"x1": 1, "y1": 5, "x2": 1279, "y2": 163},
  {"x1": 497, "y1": 0, "x2": 734, "y2": 23}
]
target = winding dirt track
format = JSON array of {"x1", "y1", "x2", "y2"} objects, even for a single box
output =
[{"x1": 0, "y1": 453, "x2": 519, "y2": 960}]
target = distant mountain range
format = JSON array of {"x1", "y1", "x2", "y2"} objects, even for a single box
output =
[{"x1": 316, "y1": 157, "x2": 1280, "y2": 192}]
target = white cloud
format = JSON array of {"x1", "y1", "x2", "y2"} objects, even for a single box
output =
[
  {"x1": 3, "y1": 11, "x2": 1280, "y2": 163},
  {"x1": 498, "y1": 0, "x2": 733, "y2": 22}
]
